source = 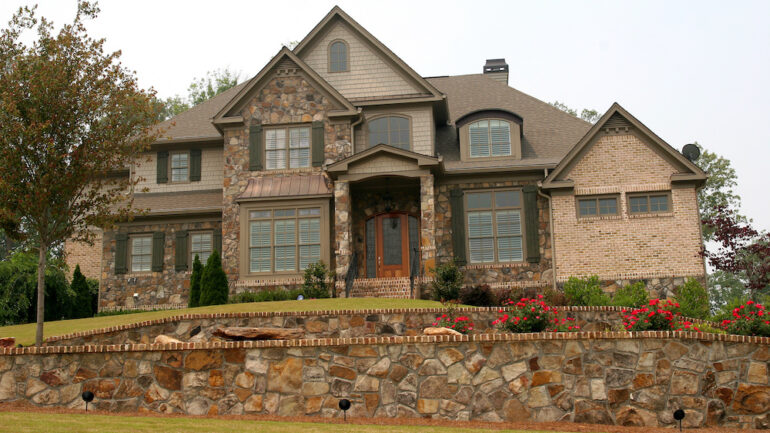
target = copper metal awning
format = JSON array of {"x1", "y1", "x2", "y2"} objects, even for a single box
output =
[{"x1": 237, "y1": 174, "x2": 332, "y2": 201}]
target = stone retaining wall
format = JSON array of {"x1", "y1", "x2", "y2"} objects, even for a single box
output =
[
  {"x1": 44, "y1": 307, "x2": 635, "y2": 347},
  {"x1": 1, "y1": 332, "x2": 768, "y2": 429}
]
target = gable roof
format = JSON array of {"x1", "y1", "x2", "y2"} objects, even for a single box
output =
[
  {"x1": 542, "y1": 102, "x2": 707, "y2": 189},
  {"x1": 327, "y1": 144, "x2": 439, "y2": 175},
  {"x1": 293, "y1": 6, "x2": 445, "y2": 102},
  {"x1": 427, "y1": 75, "x2": 592, "y2": 166},
  {"x1": 213, "y1": 47, "x2": 357, "y2": 125}
]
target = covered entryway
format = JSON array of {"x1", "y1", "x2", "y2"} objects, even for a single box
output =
[{"x1": 366, "y1": 212, "x2": 419, "y2": 278}]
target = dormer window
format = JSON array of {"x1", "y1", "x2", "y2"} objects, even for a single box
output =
[
  {"x1": 469, "y1": 119, "x2": 511, "y2": 157},
  {"x1": 368, "y1": 116, "x2": 410, "y2": 150},
  {"x1": 329, "y1": 40, "x2": 348, "y2": 72}
]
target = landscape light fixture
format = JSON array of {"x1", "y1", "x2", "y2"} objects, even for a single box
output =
[
  {"x1": 673, "y1": 408, "x2": 685, "y2": 432},
  {"x1": 338, "y1": 398, "x2": 351, "y2": 421},
  {"x1": 81, "y1": 391, "x2": 94, "y2": 411}
]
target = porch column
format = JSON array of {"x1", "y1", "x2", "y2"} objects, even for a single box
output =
[
  {"x1": 334, "y1": 180, "x2": 352, "y2": 280},
  {"x1": 420, "y1": 174, "x2": 436, "y2": 276}
]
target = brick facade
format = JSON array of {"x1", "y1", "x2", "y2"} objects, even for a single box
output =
[{"x1": 64, "y1": 230, "x2": 102, "y2": 280}]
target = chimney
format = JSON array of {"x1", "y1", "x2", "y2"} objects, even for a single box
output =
[{"x1": 483, "y1": 58, "x2": 509, "y2": 85}]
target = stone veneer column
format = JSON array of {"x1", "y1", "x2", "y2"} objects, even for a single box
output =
[
  {"x1": 334, "y1": 180, "x2": 352, "y2": 279},
  {"x1": 420, "y1": 174, "x2": 436, "y2": 276}
]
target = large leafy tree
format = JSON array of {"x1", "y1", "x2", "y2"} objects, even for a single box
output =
[
  {"x1": 0, "y1": 2, "x2": 159, "y2": 345},
  {"x1": 550, "y1": 101, "x2": 601, "y2": 123},
  {"x1": 694, "y1": 143, "x2": 746, "y2": 241},
  {"x1": 158, "y1": 68, "x2": 240, "y2": 120}
]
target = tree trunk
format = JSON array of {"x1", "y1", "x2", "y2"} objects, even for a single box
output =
[{"x1": 35, "y1": 243, "x2": 47, "y2": 346}]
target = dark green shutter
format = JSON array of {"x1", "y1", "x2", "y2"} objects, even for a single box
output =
[
  {"x1": 249, "y1": 123, "x2": 263, "y2": 171},
  {"x1": 449, "y1": 188, "x2": 467, "y2": 266},
  {"x1": 311, "y1": 121, "x2": 325, "y2": 167},
  {"x1": 157, "y1": 151, "x2": 168, "y2": 183},
  {"x1": 115, "y1": 233, "x2": 128, "y2": 274},
  {"x1": 151, "y1": 232, "x2": 165, "y2": 272},
  {"x1": 523, "y1": 185, "x2": 540, "y2": 263},
  {"x1": 213, "y1": 229, "x2": 222, "y2": 254},
  {"x1": 175, "y1": 230, "x2": 188, "y2": 271},
  {"x1": 190, "y1": 149, "x2": 201, "y2": 181}
]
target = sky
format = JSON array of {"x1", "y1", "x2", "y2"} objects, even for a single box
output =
[{"x1": 2, "y1": 0, "x2": 769, "y2": 232}]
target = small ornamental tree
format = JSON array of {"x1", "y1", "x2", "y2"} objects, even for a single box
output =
[
  {"x1": 199, "y1": 249, "x2": 228, "y2": 306},
  {"x1": 0, "y1": 2, "x2": 160, "y2": 344},
  {"x1": 188, "y1": 254, "x2": 203, "y2": 308},
  {"x1": 70, "y1": 265, "x2": 92, "y2": 319},
  {"x1": 301, "y1": 261, "x2": 332, "y2": 299}
]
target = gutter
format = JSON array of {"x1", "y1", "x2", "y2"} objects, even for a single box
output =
[{"x1": 537, "y1": 170, "x2": 558, "y2": 292}]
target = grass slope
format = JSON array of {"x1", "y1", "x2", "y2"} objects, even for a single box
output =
[
  {"x1": 0, "y1": 298, "x2": 446, "y2": 346},
  {"x1": 0, "y1": 412, "x2": 562, "y2": 433}
]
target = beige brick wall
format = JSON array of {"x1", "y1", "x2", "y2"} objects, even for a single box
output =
[
  {"x1": 552, "y1": 133, "x2": 705, "y2": 281},
  {"x1": 64, "y1": 230, "x2": 102, "y2": 280},
  {"x1": 354, "y1": 105, "x2": 434, "y2": 156},
  {"x1": 133, "y1": 147, "x2": 223, "y2": 194},
  {"x1": 300, "y1": 21, "x2": 423, "y2": 100}
]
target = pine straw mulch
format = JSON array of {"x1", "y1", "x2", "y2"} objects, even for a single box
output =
[{"x1": 0, "y1": 401, "x2": 762, "y2": 433}]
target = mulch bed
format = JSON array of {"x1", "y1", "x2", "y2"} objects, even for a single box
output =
[{"x1": 0, "y1": 401, "x2": 762, "y2": 433}]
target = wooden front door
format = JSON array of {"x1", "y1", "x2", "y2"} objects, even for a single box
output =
[{"x1": 374, "y1": 213, "x2": 410, "y2": 278}]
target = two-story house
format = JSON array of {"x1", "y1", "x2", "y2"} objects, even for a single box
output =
[{"x1": 65, "y1": 6, "x2": 707, "y2": 310}]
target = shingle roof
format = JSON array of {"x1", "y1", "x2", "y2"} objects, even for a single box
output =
[
  {"x1": 427, "y1": 74, "x2": 592, "y2": 164},
  {"x1": 154, "y1": 82, "x2": 248, "y2": 143}
]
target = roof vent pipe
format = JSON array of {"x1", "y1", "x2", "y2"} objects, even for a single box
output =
[{"x1": 483, "y1": 58, "x2": 509, "y2": 85}]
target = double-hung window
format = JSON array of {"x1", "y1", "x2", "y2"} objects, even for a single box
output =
[
  {"x1": 130, "y1": 236, "x2": 152, "y2": 272},
  {"x1": 466, "y1": 190, "x2": 523, "y2": 263},
  {"x1": 248, "y1": 207, "x2": 322, "y2": 273},
  {"x1": 190, "y1": 232, "x2": 213, "y2": 264},
  {"x1": 468, "y1": 119, "x2": 511, "y2": 158},
  {"x1": 265, "y1": 126, "x2": 310, "y2": 170},
  {"x1": 170, "y1": 152, "x2": 189, "y2": 182}
]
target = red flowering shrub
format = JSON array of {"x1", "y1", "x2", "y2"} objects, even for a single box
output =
[
  {"x1": 721, "y1": 301, "x2": 770, "y2": 337},
  {"x1": 493, "y1": 295, "x2": 580, "y2": 333},
  {"x1": 432, "y1": 314, "x2": 474, "y2": 334},
  {"x1": 622, "y1": 299, "x2": 702, "y2": 332}
]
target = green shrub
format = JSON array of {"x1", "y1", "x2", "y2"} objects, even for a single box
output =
[
  {"x1": 713, "y1": 295, "x2": 750, "y2": 322},
  {"x1": 199, "y1": 249, "x2": 229, "y2": 306},
  {"x1": 611, "y1": 281, "x2": 649, "y2": 308},
  {"x1": 228, "y1": 288, "x2": 305, "y2": 304},
  {"x1": 95, "y1": 308, "x2": 161, "y2": 317},
  {"x1": 459, "y1": 284, "x2": 496, "y2": 306},
  {"x1": 675, "y1": 278, "x2": 710, "y2": 319},
  {"x1": 301, "y1": 261, "x2": 332, "y2": 299},
  {"x1": 563, "y1": 275, "x2": 611, "y2": 306},
  {"x1": 720, "y1": 300, "x2": 770, "y2": 337},
  {"x1": 70, "y1": 265, "x2": 92, "y2": 319},
  {"x1": 188, "y1": 254, "x2": 203, "y2": 308},
  {"x1": 430, "y1": 261, "x2": 463, "y2": 301}
]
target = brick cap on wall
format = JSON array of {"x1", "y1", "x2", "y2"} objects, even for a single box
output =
[
  {"x1": 2, "y1": 330, "x2": 768, "y2": 357},
  {"x1": 41, "y1": 305, "x2": 717, "y2": 344}
]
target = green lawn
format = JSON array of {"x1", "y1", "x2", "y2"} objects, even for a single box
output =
[
  {"x1": 0, "y1": 298, "x2": 447, "y2": 346},
  {"x1": 0, "y1": 411, "x2": 567, "y2": 433}
]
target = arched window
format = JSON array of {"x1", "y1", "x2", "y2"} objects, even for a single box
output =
[
  {"x1": 329, "y1": 40, "x2": 348, "y2": 72},
  {"x1": 468, "y1": 119, "x2": 511, "y2": 157},
  {"x1": 368, "y1": 116, "x2": 410, "y2": 150}
]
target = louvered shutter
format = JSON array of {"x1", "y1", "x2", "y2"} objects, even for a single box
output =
[
  {"x1": 523, "y1": 185, "x2": 540, "y2": 263},
  {"x1": 449, "y1": 188, "x2": 467, "y2": 265},
  {"x1": 151, "y1": 232, "x2": 165, "y2": 272},
  {"x1": 115, "y1": 233, "x2": 128, "y2": 274},
  {"x1": 190, "y1": 149, "x2": 201, "y2": 181},
  {"x1": 311, "y1": 121, "x2": 324, "y2": 167},
  {"x1": 249, "y1": 123, "x2": 263, "y2": 171},
  {"x1": 156, "y1": 151, "x2": 169, "y2": 183},
  {"x1": 175, "y1": 231, "x2": 188, "y2": 271}
]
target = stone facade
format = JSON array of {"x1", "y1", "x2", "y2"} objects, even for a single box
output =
[
  {"x1": 434, "y1": 179, "x2": 553, "y2": 288},
  {"x1": 3, "y1": 333, "x2": 768, "y2": 428},
  {"x1": 100, "y1": 219, "x2": 221, "y2": 309}
]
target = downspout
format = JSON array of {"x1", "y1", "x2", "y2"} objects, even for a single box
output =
[
  {"x1": 537, "y1": 169, "x2": 558, "y2": 292},
  {"x1": 349, "y1": 108, "x2": 364, "y2": 151}
]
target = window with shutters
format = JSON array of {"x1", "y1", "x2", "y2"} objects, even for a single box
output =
[
  {"x1": 130, "y1": 235, "x2": 152, "y2": 272},
  {"x1": 367, "y1": 116, "x2": 410, "y2": 150},
  {"x1": 468, "y1": 119, "x2": 511, "y2": 158},
  {"x1": 170, "y1": 151, "x2": 189, "y2": 182},
  {"x1": 329, "y1": 40, "x2": 349, "y2": 73},
  {"x1": 465, "y1": 190, "x2": 524, "y2": 264},
  {"x1": 577, "y1": 195, "x2": 620, "y2": 218},
  {"x1": 190, "y1": 232, "x2": 213, "y2": 265},
  {"x1": 246, "y1": 205, "x2": 324, "y2": 274},
  {"x1": 265, "y1": 126, "x2": 311, "y2": 170},
  {"x1": 627, "y1": 191, "x2": 672, "y2": 215}
]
